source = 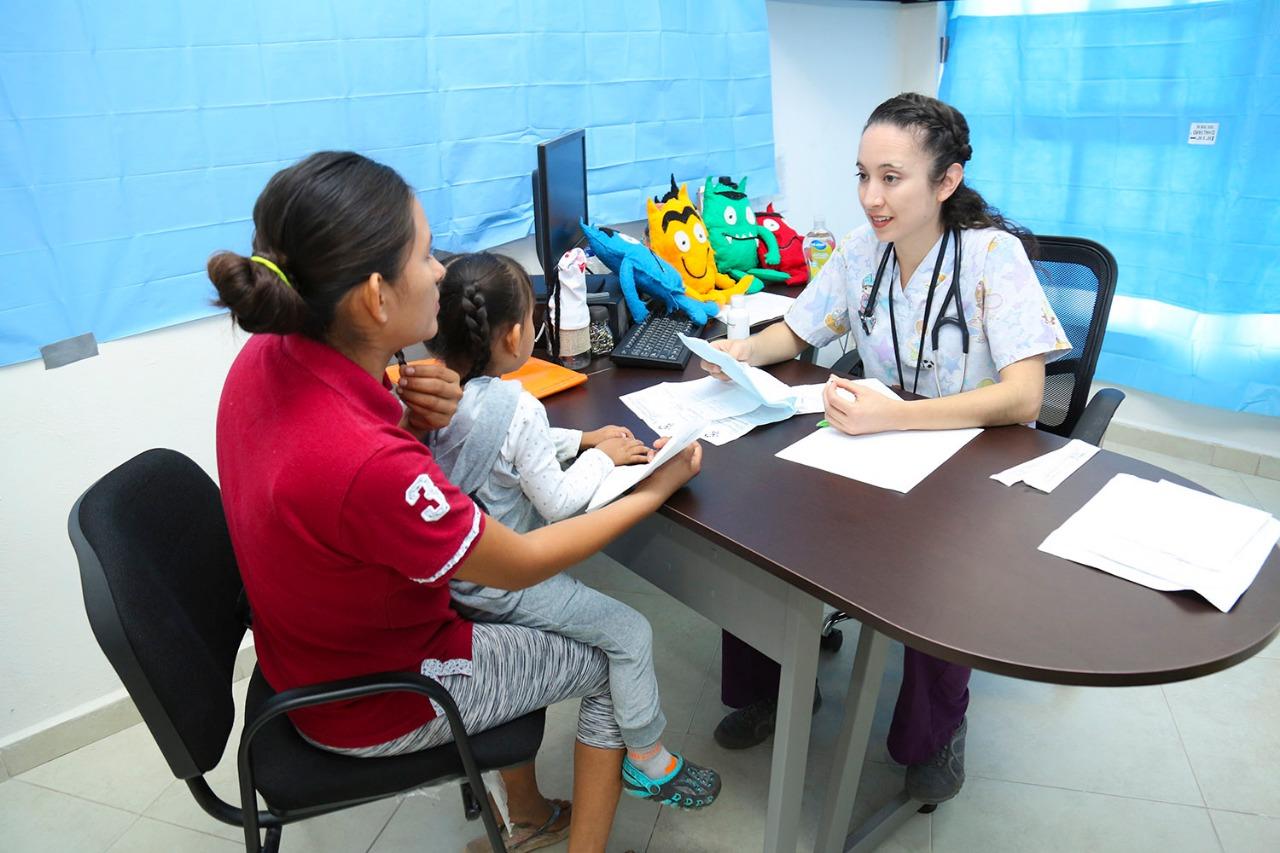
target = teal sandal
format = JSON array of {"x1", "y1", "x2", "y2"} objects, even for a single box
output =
[{"x1": 621, "y1": 754, "x2": 721, "y2": 809}]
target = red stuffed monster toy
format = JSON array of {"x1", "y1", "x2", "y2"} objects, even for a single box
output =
[{"x1": 755, "y1": 203, "x2": 809, "y2": 286}]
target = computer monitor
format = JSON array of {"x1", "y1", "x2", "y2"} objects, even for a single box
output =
[
  {"x1": 533, "y1": 129, "x2": 587, "y2": 273},
  {"x1": 532, "y1": 129, "x2": 587, "y2": 357}
]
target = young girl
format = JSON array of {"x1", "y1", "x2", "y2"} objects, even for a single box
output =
[{"x1": 428, "y1": 252, "x2": 722, "y2": 811}]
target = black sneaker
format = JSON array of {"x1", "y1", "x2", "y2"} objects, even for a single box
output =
[
  {"x1": 713, "y1": 685, "x2": 822, "y2": 750},
  {"x1": 905, "y1": 718, "x2": 967, "y2": 805}
]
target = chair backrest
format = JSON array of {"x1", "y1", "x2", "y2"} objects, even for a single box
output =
[
  {"x1": 1031, "y1": 236, "x2": 1118, "y2": 437},
  {"x1": 68, "y1": 448, "x2": 246, "y2": 779}
]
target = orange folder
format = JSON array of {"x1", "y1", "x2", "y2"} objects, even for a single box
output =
[{"x1": 386, "y1": 356, "x2": 587, "y2": 399}]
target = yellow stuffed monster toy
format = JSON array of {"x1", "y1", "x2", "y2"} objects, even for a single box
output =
[{"x1": 646, "y1": 177, "x2": 753, "y2": 307}]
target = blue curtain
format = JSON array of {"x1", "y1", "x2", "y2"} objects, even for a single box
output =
[
  {"x1": 940, "y1": 0, "x2": 1279, "y2": 414},
  {"x1": 0, "y1": 0, "x2": 777, "y2": 367}
]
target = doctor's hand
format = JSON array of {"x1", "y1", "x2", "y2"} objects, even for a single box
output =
[
  {"x1": 700, "y1": 338, "x2": 753, "y2": 382},
  {"x1": 822, "y1": 376, "x2": 906, "y2": 436},
  {"x1": 397, "y1": 362, "x2": 463, "y2": 435}
]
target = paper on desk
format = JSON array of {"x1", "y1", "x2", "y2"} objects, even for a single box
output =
[
  {"x1": 775, "y1": 418, "x2": 982, "y2": 493},
  {"x1": 791, "y1": 383, "x2": 828, "y2": 415},
  {"x1": 587, "y1": 419, "x2": 707, "y2": 512},
  {"x1": 992, "y1": 439, "x2": 1099, "y2": 493},
  {"x1": 740, "y1": 291, "x2": 796, "y2": 326},
  {"x1": 1039, "y1": 473, "x2": 1280, "y2": 612}
]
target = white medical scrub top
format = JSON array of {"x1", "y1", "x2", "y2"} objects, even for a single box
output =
[{"x1": 786, "y1": 225, "x2": 1072, "y2": 398}]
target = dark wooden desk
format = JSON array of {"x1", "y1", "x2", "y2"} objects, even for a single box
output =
[{"x1": 544, "y1": 357, "x2": 1280, "y2": 852}]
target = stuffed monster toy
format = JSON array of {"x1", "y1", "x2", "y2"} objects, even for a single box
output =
[
  {"x1": 755, "y1": 203, "x2": 809, "y2": 286},
  {"x1": 646, "y1": 177, "x2": 753, "y2": 307},
  {"x1": 579, "y1": 220, "x2": 718, "y2": 326},
  {"x1": 702, "y1": 176, "x2": 790, "y2": 290}
]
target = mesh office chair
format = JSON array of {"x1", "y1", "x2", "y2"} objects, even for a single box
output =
[
  {"x1": 69, "y1": 448, "x2": 545, "y2": 853},
  {"x1": 820, "y1": 235, "x2": 1125, "y2": 650}
]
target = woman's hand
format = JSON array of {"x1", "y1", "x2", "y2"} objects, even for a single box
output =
[
  {"x1": 397, "y1": 363, "x2": 463, "y2": 435},
  {"x1": 581, "y1": 425, "x2": 634, "y2": 449},
  {"x1": 635, "y1": 436, "x2": 702, "y2": 499},
  {"x1": 700, "y1": 338, "x2": 753, "y2": 382},
  {"x1": 822, "y1": 376, "x2": 907, "y2": 436},
  {"x1": 595, "y1": 435, "x2": 653, "y2": 466}
]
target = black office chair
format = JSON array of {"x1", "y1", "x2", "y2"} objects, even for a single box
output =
[
  {"x1": 821, "y1": 235, "x2": 1125, "y2": 650},
  {"x1": 68, "y1": 448, "x2": 545, "y2": 853}
]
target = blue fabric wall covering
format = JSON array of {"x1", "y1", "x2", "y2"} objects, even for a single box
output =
[
  {"x1": 0, "y1": 0, "x2": 777, "y2": 366},
  {"x1": 941, "y1": 0, "x2": 1279, "y2": 414}
]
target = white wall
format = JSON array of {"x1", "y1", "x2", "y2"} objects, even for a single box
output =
[
  {"x1": 0, "y1": 317, "x2": 250, "y2": 746},
  {"x1": 765, "y1": 0, "x2": 944, "y2": 239},
  {"x1": 0, "y1": 0, "x2": 941, "y2": 751}
]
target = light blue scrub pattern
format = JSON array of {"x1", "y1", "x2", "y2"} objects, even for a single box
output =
[{"x1": 786, "y1": 225, "x2": 1072, "y2": 397}]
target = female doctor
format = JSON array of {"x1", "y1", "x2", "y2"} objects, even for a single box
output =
[{"x1": 701, "y1": 92, "x2": 1071, "y2": 804}]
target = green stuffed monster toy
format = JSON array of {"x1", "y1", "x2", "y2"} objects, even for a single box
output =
[{"x1": 703, "y1": 176, "x2": 791, "y2": 291}]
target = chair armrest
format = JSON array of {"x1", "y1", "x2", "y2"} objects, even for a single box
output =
[
  {"x1": 830, "y1": 350, "x2": 864, "y2": 378},
  {"x1": 1070, "y1": 388, "x2": 1126, "y2": 446},
  {"x1": 241, "y1": 671, "x2": 461, "y2": 748},
  {"x1": 235, "y1": 670, "x2": 500, "y2": 846}
]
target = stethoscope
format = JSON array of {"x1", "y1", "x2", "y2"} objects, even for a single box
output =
[{"x1": 858, "y1": 228, "x2": 970, "y2": 396}]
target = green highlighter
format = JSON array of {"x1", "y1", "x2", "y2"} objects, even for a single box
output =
[{"x1": 816, "y1": 419, "x2": 830, "y2": 428}]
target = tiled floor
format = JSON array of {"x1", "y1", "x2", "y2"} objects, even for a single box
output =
[{"x1": 4, "y1": 443, "x2": 1279, "y2": 853}]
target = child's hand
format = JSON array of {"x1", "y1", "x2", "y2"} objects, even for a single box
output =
[
  {"x1": 595, "y1": 435, "x2": 653, "y2": 466},
  {"x1": 637, "y1": 437, "x2": 702, "y2": 499},
  {"x1": 398, "y1": 363, "x2": 463, "y2": 435},
  {"x1": 822, "y1": 376, "x2": 905, "y2": 435},
  {"x1": 701, "y1": 338, "x2": 752, "y2": 382},
  {"x1": 581, "y1": 425, "x2": 633, "y2": 450}
]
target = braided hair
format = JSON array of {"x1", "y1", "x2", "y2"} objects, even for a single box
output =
[
  {"x1": 431, "y1": 252, "x2": 534, "y2": 385},
  {"x1": 866, "y1": 93, "x2": 1037, "y2": 257}
]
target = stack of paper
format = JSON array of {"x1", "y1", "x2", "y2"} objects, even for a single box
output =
[
  {"x1": 739, "y1": 290, "x2": 796, "y2": 327},
  {"x1": 1039, "y1": 473, "x2": 1280, "y2": 612},
  {"x1": 617, "y1": 335, "x2": 825, "y2": 445},
  {"x1": 773, "y1": 379, "x2": 982, "y2": 493},
  {"x1": 992, "y1": 439, "x2": 1100, "y2": 493},
  {"x1": 587, "y1": 419, "x2": 707, "y2": 511}
]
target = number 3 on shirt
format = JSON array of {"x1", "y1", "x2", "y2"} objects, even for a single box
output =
[{"x1": 406, "y1": 473, "x2": 450, "y2": 523}]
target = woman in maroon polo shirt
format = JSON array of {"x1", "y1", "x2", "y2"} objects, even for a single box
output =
[{"x1": 210, "y1": 151, "x2": 700, "y2": 853}]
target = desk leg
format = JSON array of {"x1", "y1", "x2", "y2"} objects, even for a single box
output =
[
  {"x1": 813, "y1": 625, "x2": 925, "y2": 853},
  {"x1": 764, "y1": 587, "x2": 823, "y2": 853}
]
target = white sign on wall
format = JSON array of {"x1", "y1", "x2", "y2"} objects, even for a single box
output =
[{"x1": 1188, "y1": 122, "x2": 1219, "y2": 145}]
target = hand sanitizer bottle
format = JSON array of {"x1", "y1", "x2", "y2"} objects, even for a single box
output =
[{"x1": 803, "y1": 217, "x2": 836, "y2": 281}]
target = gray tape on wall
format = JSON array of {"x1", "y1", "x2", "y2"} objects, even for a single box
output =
[{"x1": 40, "y1": 333, "x2": 98, "y2": 369}]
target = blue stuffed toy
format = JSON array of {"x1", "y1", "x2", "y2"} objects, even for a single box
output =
[{"x1": 579, "y1": 220, "x2": 719, "y2": 326}]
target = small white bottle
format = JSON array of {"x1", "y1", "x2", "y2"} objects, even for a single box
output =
[
  {"x1": 803, "y1": 217, "x2": 836, "y2": 280},
  {"x1": 726, "y1": 293, "x2": 750, "y2": 341}
]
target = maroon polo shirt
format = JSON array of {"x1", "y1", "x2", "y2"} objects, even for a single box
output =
[{"x1": 217, "y1": 333, "x2": 483, "y2": 748}]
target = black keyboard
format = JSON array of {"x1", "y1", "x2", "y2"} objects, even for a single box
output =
[{"x1": 609, "y1": 314, "x2": 700, "y2": 370}]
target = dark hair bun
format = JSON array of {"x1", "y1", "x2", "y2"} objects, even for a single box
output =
[{"x1": 208, "y1": 251, "x2": 307, "y2": 335}]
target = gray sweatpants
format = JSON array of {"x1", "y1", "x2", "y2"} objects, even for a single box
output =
[
  {"x1": 321, "y1": 621, "x2": 624, "y2": 756},
  {"x1": 452, "y1": 573, "x2": 667, "y2": 750}
]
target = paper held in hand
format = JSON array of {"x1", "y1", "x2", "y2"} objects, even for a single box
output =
[{"x1": 587, "y1": 419, "x2": 708, "y2": 512}]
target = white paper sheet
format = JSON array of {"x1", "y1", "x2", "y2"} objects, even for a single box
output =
[
  {"x1": 587, "y1": 419, "x2": 707, "y2": 511},
  {"x1": 678, "y1": 333, "x2": 799, "y2": 413},
  {"x1": 991, "y1": 439, "x2": 1100, "y2": 493},
  {"x1": 774, "y1": 421, "x2": 982, "y2": 493},
  {"x1": 1038, "y1": 473, "x2": 1280, "y2": 612},
  {"x1": 740, "y1": 290, "x2": 796, "y2": 326}
]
